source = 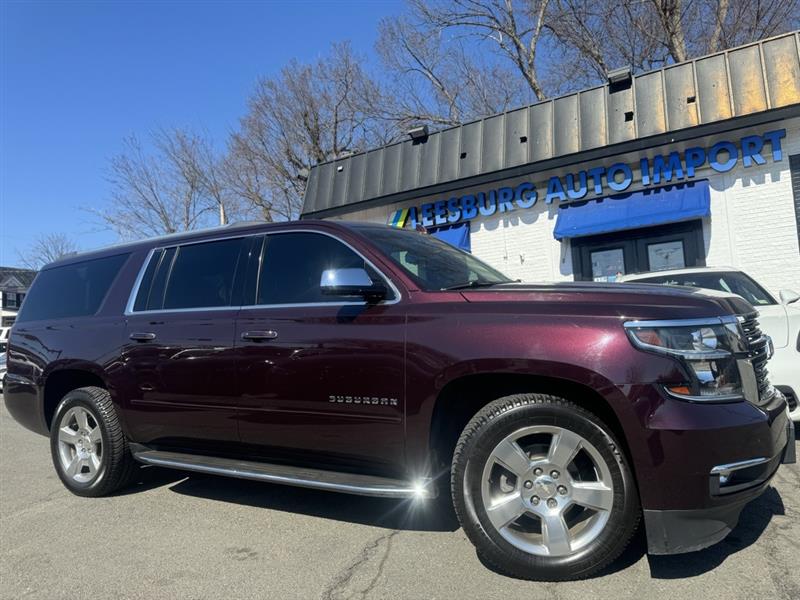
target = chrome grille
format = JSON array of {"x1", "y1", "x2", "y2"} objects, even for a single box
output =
[{"x1": 739, "y1": 312, "x2": 772, "y2": 402}]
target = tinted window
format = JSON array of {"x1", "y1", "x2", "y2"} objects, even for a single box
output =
[
  {"x1": 363, "y1": 227, "x2": 512, "y2": 290},
  {"x1": 633, "y1": 271, "x2": 777, "y2": 305},
  {"x1": 132, "y1": 249, "x2": 162, "y2": 311},
  {"x1": 257, "y1": 233, "x2": 381, "y2": 304},
  {"x1": 17, "y1": 254, "x2": 129, "y2": 322},
  {"x1": 161, "y1": 238, "x2": 243, "y2": 309}
]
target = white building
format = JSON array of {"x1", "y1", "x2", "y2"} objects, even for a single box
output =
[
  {"x1": 0, "y1": 267, "x2": 36, "y2": 329},
  {"x1": 300, "y1": 32, "x2": 800, "y2": 298}
]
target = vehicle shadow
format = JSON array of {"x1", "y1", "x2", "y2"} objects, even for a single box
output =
[
  {"x1": 475, "y1": 485, "x2": 785, "y2": 580},
  {"x1": 159, "y1": 469, "x2": 460, "y2": 533},
  {"x1": 647, "y1": 485, "x2": 785, "y2": 579},
  {"x1": 122, "y1": 464, "x2": 786, "y2": 576},
  {"x1": 110, "y1": 464, "x2": 189, "y2": 496}
]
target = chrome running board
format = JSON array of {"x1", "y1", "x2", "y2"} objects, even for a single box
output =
[{"x1": 131, "y1": 448, "x2": 434, "y2": 499}]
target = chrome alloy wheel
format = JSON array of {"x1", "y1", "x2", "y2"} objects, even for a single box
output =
[
  {"x1": 478, "y1": 425, "x2": 614, "y2": 557},
  {"x1": 56, "y1": 406, "x2": 103, "y2": 483}
]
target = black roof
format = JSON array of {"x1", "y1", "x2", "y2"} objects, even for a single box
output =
[
  {"x1": 0, "y1": 267, "x2": 37, "y2": 290},
  {"x1": 38, "y1": 220, "x2": 379, "y2": 269}
]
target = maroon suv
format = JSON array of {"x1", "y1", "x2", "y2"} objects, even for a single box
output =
[{"x1": 4, "y1": 221, "x2": 795, "y2": 580}]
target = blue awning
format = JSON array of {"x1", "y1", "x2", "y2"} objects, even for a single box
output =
[
  {"x1": 431, "y1": 222, "x2": 471, "y2": 252},
  {"x1": 553, "y1": 180, "x2": 710, "y2": 240}
]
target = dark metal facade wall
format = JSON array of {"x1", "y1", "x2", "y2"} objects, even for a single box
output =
[{"x1": 303, "y1": 32, "x2": 800, "y2": 217}]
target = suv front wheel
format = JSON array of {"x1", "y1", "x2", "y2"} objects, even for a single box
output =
[
  {"x1": 50, "y1": 386, "x2": 136, "y2": 497},
  {"x1": 451, "y1": 393, "x2": 640, "y2": 580}
]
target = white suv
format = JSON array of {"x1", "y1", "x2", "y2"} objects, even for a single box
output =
[{"x1": 620, "y1": 267, "x2": 800, "y2": 422}]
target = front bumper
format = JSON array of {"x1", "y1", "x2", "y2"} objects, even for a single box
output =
[{"x1": 644, "y1": 414, "x2": 795, "y2": 554}]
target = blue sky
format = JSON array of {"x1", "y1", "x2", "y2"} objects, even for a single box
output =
[{"x1": 0, "y1": 0, "x2": 401, "y2": 266}]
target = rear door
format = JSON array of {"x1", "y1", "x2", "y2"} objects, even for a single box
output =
[
  {"x1": 234, "y1": 231, "x2": 407, "y2": 475},
  {"x1": 121, "y1": 235, "x2": 255, "y2": 450}
]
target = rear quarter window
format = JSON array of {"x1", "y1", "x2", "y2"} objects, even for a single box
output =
[{"x1": 16, "y1": 253, "x2": 129, "y2": 322}]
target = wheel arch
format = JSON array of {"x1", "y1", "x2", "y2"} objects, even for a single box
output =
[
  {"x1": 42, "y1": 365, "x2": 110, "y2": 431},
  {"x1": 427, "y1": 372, "x2": 634, "y2": 478}
]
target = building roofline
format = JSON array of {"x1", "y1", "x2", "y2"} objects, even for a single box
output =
[{"x1": 301, "y1": 30, "x2": 800, "y2": 219}]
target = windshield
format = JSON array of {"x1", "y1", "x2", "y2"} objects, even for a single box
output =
[
  {"x1": 359, "y1": 227, "x2": 513, "y2": 291},
  {"x1": 631, "y1": 271, "x2": 777, "y2": 305}
]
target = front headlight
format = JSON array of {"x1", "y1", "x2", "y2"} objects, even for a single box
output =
[{"x1": 624, "y1": 316, "x2": 746, "y2": 401}]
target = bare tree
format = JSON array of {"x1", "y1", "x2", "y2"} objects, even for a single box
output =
[
  {"x1": 227, "y1": 43, "x2": 393, "y2": 221},
  {"x1": 18, "y1": 233, "x2": 79, "y2": 270},
  {"x1": 157, "y1": 128, "x2": 242, "y2": 226},
  {"x1": 703, "y1": 0, "x2": 800, "y2": 52},
  {"x1": 404, "y1": 0, "x2": 553, "y2": 101},
  {"x1": 93, "y1": 130, "x2": 236, "y2": 240},
  {"x1": 386, "y1": 0, "x2": 799, "y2": 105},
  {"x1": 547, "y1": 0, "x2": 798, "y2": 87},
  {"x1": 376, "y1": 14, "x2": 532, "y2": 127}
]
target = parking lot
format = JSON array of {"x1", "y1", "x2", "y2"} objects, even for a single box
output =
[{"x1": 1, "y1": 400, "x2": 798, "y2": 600}]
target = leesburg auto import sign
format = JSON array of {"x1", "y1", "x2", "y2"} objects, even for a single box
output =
[{"x1": 388, "y1": 128, "x2": 786, "y2": 229}]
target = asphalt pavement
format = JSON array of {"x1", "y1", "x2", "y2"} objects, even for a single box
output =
[{"x1": 1, "y1": 399, "x2": 798, "y2": 600}]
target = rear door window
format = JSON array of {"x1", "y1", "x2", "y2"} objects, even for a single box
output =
[
  {"x1": 132, "y1": 238, "x2": 246, "y2": 311},
  {"x1": 17, "y1": 253, "x2": 129, "y2": 322}
]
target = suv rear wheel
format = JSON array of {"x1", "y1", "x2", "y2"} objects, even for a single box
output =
[
  {"x1": 50, "y1": 386, "x2": 136, "y2": 497},
  {"x1": 451, "y1": 393, "x2": 640, "y2": 580}
]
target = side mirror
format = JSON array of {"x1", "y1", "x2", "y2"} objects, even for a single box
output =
[
  {"x1": 320, "y1": 268, "x2": 387, "y2": 301},
  {"x1": 779, "y1": 289, "x2": 800, "y2": 304}
]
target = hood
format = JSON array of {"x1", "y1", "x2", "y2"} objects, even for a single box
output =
[{"x1": 459, "y1": 281, "x2": 756, "y2": 322}]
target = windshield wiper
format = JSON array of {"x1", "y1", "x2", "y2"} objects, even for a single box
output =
[{"x1": 441, "y1": 280, "x2": 501, "y2": 291}]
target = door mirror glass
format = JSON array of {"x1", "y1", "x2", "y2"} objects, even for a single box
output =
[
  {"x1": 779, "y1": 289, "x2": 800, "y2": 304},
  {"x1": 320, "y1": 268, "x2": 386, "y2": 300}
]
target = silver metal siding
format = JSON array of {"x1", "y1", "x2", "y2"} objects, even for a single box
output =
[
  {"x1": 314, "y1": 162, "x2": 334, "y2": 211},
  {"x1": 481, "y1": 114, "x2": 505, "y2": 173},
  {"x1": 348, "y1": 152, "x2": 367, "y2": 204},
  {"x1": 728, "y1": 45, "x2": 768, "y2": 115},
  {"x1": 380, "y1": 143, "x2": 402, "y2": 196},
  {"x1": 363, "y1": 150, "x2": 384, "y2": 200},
  {"x1": 529, "y1": 101, "x2": 553, "y2": 161},
  {"x1": 459, "y1": 120, "x2": 482, "y2": 178},
  {"x1": 763, "y1": 35, "x2": 800, "y2": 108},
  {"x1": 664, "y1": 63, "x2": 699, "y2": 130},
  {"x1": 303, "y1": 165, "x2": 321, "y2": 213},
  {"x1": 399, "y1": 139, "x2": 421, "y2": 192},
  {"x1": 504, "y1": 107, "x2": 529, "y2": 167},
  {"x1": 419, "y1": 132, "x2": 441, "y2": 187},
  {"x1": 635, "y1": 71, "x2": 666, "y2": 137},
  {"x1": 331, "y1": 159, "x2": 349, "y2": 208},
  {"x1": 606, "y1": 86, "x2": 636, "y2": 145},
  {"x1": 553, "y1": 95, "x2": 579, "y2": 156},
  {"x1": 438, "y1": 126, "x2": 461, "y2": 183},
  {"x1": 579, "y1": 88, "x2": 607, "y2": 150},
  {"x1": 696, "y1": 54, "x2": 732, "y2": 122}
]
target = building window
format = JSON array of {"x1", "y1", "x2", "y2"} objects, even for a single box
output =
[{"x1": 2, "y1": 293, "x2": 25, "y2": 309}]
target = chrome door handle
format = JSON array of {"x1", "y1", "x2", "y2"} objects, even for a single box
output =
[
  {"x1": 129, "y1": 332, "x2": 156, "y2": 342},
  {"x1": 241, "y1": 330, "x2": 278, "y2": 341}
]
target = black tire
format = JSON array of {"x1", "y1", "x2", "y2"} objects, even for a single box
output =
[
  {"x1": 49, "y1": 386, "x2": 136, "y2": 497},
  {"x1": 451, "y1": 393, "x2": 640, "y2": 581}
]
